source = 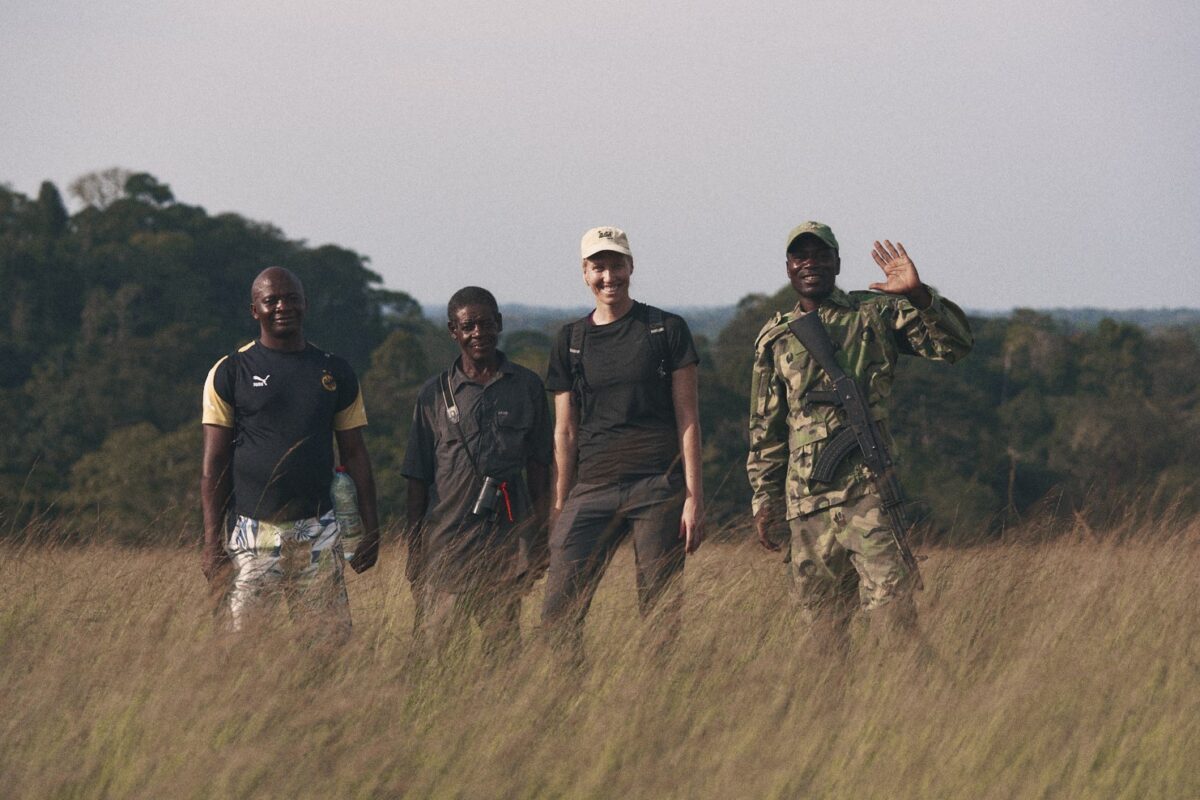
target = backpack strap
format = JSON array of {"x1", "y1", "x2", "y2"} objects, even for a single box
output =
[
  {"x1": 438, "y1": 370, "x2": 461, "y2": 424},
  {"x1": 439, "y1": 370, "x2": 483, "y2": 478},
  {"x1": 567, "y1": 306, "x2": 673, "y2": 407},
  {"x1": 646, "y1": 305, "x2": 673, "y2": 382},
  {"x1": 567, "y1": 319, "x2": 588, "y2": 406}
]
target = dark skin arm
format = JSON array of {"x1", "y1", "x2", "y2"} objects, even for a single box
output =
[
  {"x1": 336, "y1": 427, "x2": 381, "y2": 574},
  {"x1": 200, "y1": 424, "x2": 235, "y2": 581}
]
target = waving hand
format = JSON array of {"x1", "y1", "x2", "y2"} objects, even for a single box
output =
[{"x1": 869, "y1": 240, "x2": 932, "y2": 309}]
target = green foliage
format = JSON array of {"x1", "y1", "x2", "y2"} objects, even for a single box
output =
[
  {"x1": 502, "y1": 329, "x2": 553, "y2": 375},
  {"x1": 710, "y1": 286, "x2": 796, "y2": 400},
  {"x1": 66, "y1": 423, "x2": 200, "y2": 544},
  {"x1": 3, "y1": 168, "x2": 1198, "y2": 543},
  {"x1": 122, "y1": 172, "x2": 174, "y2": 206},
  {"x1": 36, "y1": 181, "x2": 68, "y2": 237},
  {"x1": 706, "y1": 296, "x2": 1200, "y2": 541},
  {"x1": 358, "y1": 329, "x2": 433, "y2": 518},
  {"x1": 887, "y1": 309, "x2": 1200, "y2": 536},
  {"x1": 0, "y1": 171, "x2": 431, "y2": 531}
]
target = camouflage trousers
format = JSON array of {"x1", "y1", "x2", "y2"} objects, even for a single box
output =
[
  {"x1": 786, "y1": 490, "x2": 916, "y2": 625},
  {"x1": 225, "y1": 512, "x2": 352, "y2": 641}
]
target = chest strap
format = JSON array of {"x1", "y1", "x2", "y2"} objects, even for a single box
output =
[{"x1": 567, "y1": 305, "x2": 673, "y2": 405}]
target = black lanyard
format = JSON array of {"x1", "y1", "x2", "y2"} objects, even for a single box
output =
[
  {"x1": 440, "y1": 370, "x2": 483, "y2": 479},
  {"x1": 439, "y1": 370, "x2": 515, "y2": 523}
]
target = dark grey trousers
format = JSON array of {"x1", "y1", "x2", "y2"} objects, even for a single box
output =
[{"x1": 540, "y1": 472, "x2": 686, "y2": 659}]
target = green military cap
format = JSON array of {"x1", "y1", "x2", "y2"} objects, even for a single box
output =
[{"x1": 786, "y1": 221, "x2": 838, "y2": 252}]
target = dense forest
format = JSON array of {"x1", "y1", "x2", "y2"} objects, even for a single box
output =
[{"x1": 3, "y1": 170, "x2": 1198, "y2": 544}]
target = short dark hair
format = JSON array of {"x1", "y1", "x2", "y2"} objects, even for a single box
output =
[{"x1": 447, "y1": 286, "x2": 500, "y2": 321}]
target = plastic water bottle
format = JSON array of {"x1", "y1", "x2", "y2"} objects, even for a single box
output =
[{"x1": 331, "y1": 466, "x2": 363, "y2": 561}]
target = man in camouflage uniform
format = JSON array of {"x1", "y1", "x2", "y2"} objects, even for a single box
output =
[{"x1": 747, "y1": 221, "x2": 973, "y2": 649}]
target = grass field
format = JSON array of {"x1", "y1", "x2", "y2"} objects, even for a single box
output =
[{"x1": 2, "y1": 512, "x2": 1198, "y2": 799}]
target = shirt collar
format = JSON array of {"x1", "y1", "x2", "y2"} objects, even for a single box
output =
[
  {"x1": 825, "y1": 287, "x2": 854, "y2": 309},
  {"x1": 791, "y1": 287, "x2": 853, "y2": 316},
  {"x1": 449, "y1": 350, "x2": 514, "y2": 391}
]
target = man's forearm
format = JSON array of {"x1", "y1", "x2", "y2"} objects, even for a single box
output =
[
  {"x1": 200, "y1": 426, "x2": 234, "y2": 550},
  {"x1": 906, "y1": 283, "x2": 933, "y2": 310},
  {"x1": 200, "y1": 476, "x2": 231, "y2": 548},
  {"x1": 343, "y1": 451, "x2": 379, "y2": 540},
  {"x1": 200, "y1": 424, "x2": 236, "y2": 579}
]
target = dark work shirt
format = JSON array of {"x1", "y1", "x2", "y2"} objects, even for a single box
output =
[
  {"x1": 202, "y1": 341, "x2": 367, "y2": 521},
  {"x1": 545, "y1": 302, "x2": 698, "y2": 483},
  {"x1": 401, "y1": 352, "x2": 553, "y2": 590}
]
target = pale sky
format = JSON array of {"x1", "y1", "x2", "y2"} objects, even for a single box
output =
[{"x1": 3, "y1": 1, "x2": 1197, "y2": 310}]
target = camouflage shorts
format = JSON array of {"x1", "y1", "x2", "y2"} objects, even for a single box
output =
[
  {"x1": 786, "y1": 490, "x2": 915, "y2": 619},
  {"x1": 226, "y1": 511, "x2": 351, "y2": 636}
]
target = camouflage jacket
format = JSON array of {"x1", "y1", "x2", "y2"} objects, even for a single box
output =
[{"x1": 747, "y1": 286, "x2": 973, "y2": 520}]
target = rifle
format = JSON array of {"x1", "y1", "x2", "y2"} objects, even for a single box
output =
[{"x1": 788, "y1": 311, "x2": 924, "y2": 591}]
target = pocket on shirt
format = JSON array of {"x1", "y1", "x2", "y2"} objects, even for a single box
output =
[{"x1": 494, "y1": 407, "x2": 532, "y2": 455}]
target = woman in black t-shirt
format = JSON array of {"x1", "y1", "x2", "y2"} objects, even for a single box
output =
[{"x1": 540, "y1": 226, "x2": 705, "y2": 661}]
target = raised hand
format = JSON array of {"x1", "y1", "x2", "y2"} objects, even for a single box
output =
[{"x1": 869, "y1": 240, "x2": 932, "y2": 309}]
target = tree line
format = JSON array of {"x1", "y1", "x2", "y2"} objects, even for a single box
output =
[{"x1": 2, "y1": 170, "x2": 1197, "y2": 544}]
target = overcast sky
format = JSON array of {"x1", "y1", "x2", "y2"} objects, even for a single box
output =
[{"x1": 3, "y1": 1, "x2": 1197, "y2": 310}]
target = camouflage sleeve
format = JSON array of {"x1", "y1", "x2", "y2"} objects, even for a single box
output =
[
  {"x1": 746, "y1": 322, "x2": 789, "y2": 517},
  {"x1": 889, "y1": 286, "x2": 974, "y2": 363}
]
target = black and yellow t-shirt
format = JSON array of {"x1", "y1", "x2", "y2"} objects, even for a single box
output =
[{"x1": 202, "y1": 341, "x2": 367, "y2": 520}]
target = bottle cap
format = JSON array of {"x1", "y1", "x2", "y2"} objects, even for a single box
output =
[{"x1": 335, "y1": 465, "x2": 347, "y2": 473}]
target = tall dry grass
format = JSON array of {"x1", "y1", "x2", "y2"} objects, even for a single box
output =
[{"x1": 1, "y1": 511, "x2": 1198, "y2": 799}]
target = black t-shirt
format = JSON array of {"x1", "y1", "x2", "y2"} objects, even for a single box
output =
[
  {"x1": 546, "y1": 302, "x2": 698, "y2": 483},
  {"x1": 202, "y1": 341, "x2": 367, "y2": 520}
]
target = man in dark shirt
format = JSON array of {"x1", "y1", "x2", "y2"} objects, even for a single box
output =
[
  {"x1": 200, "y1": 267, "x2": 380, "y2": 641},
  {"x1": 402, "y1": 286, "x2": 552, "y2": 659},
  {"x1": 541, "y1": 226, "x2": 705, "y2": 662}
]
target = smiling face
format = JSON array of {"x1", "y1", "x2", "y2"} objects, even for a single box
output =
[
  {"x1": 582, "y1": 250, "x2": 633, "y2": 308},
  {"x1": 448, "y1": 302, "x2": 502, "y2": 364},
  {"x1": 786, "y1": 234, "x2": 840, "y2": 306},
  {"x1": 250, "y1": 268, "x2": 307, "y2": 344}
]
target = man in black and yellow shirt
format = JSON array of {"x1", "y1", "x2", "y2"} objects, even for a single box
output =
[{"x1": 201, "y1": 267, "x2": 379, "y2": 638}]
